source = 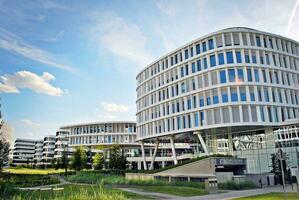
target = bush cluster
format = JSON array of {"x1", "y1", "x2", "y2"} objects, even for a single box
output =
[{"x1": 218, "y1": 180, "x2": 257, "y2": 190}]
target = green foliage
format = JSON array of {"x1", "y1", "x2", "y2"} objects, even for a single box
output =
[
  {"x1": 218, "y1": 180, "x2": 257, "y2": 190},
  {"x1": 71, "y1": 146, "x2": 87, "y2": 171},
  {"x1": 234, "y1": 192, "x2": 299, "y2": 200},
  {"x1": 109, "y1": 145, "x2": 127, "y2": 170},
  {"x1": 0, "y1": 133, "x2": 10, "y2": 172},
  {"x1": 0, "y1": 182, "x2": 18, "y2": 198},
  {"x1": 6, "y1": 184, "x2": 130, "y2": 200},
  {"x1": 68, "y1": 170, "x2": 205, "y2": 188},
  {"x1": 0, "y1": 173, "x2": 60, "y2": 187},
  {"x1": 93, "y1": 153, "x2": 105, "y2": 170},
  {"x1": 136, "y1": 185, "x2": 208, "y2": 197}
]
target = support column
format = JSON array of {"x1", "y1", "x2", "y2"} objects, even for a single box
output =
[
  {"x1": 195, "y1": 131, "x2": 209, "y2": 155},
  {"x1": 211, "y1": 130, "x2": 218, "y2": 154},
  {"x1": 150, "y1": 139, "x2": 159, "y2": 170},
  {"x1": 140, "y1": 141, "x2": 147, "y2": 170},
  {"x1": 227, "y1": 127, "x2": 234, "y2": 155},
  {"x1": 170, "y1": 135, "x2": 178, "y2": 165}
]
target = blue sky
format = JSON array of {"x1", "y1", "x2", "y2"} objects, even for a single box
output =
[{"x1": 0, "y1": 0, "x2": 298, "y2": 142}]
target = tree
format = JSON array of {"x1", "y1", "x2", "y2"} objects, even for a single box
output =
[
  {"x1": 0, "y1": 133, "x2": 10, "y2": 172},
  {"x1": 109, "y1": 145, "x2": 127, "y2": 170},
  {"x1": 93, "y1": 153, "x2": 104, "y2": 170},
  {"x1": 71, "y1": 146, "x2": 87, "y2": 171},
  {"x1": 61, "y1": 146, "x2": 69, "y2": 176}
]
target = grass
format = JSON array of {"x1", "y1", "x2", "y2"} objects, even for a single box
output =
[
  {"x1": 68, "y1": 171, "x2": 205, "y2": 188},
  {"x1": 135, "y1": 185, "x2": 208, "y2": 196},
  {"x1": 233, "y1": 192, "x2": 299, "y2": 200},
  {"x1": 6, "y1": 184, "x2": 151, "y2": 200},
  {"x1": 4, "y1": 168, "x2": 66, "y2": 175},
  {"x1": 0, "y1": 173, "x2": 60, "y2": 187}
]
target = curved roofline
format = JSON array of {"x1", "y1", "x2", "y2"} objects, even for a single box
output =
[
  {"x1": 136, "y1": 26, "x2": 299, "y2": 78},
  {"x1": 60, "y1": 120, "x2": 136, "y2": 129}
]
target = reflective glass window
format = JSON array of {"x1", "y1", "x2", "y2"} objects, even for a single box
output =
[
  {"x1": 226, "y1": 52, "x2": 234, "y2": 64},
  {"x1": 210, "y1": 55, "x2": 216, "y2": 67},
  {"x1": 197, "y1": 59, "x2": 201, "y2": 71},
  {"x1": 213, "y1": 95, "x2": 219, "y2": 104},
  {"x1": 222, "y1": 92, "x2": 228, "y2": 103},
  {"x1": 231, "y1": 90, "x2": 238, "y2": 102},
  {"x1": 204, "y1": 58, "x2": 208, "y2": 69},
  {"x1": 185, "y1": 49, "x2": 189, "y2": 59},
  {"x1": 236, "y1": 51, "x2": 242, "y2": 63},
  {"x1": 247, "y1": 68, "x2": 253, "y2": 82},
  {"x1": 192, "y1": 62, "x2": 196, "y2": 73},
  {"x1": 202, "y1": 42, "x2": 207, "y2": 52},
  {"x1": 237, "y1": 69, "x2": 244, "y2": 82},
  {"x1": 254, "y1": 69, "x2": 259, "y2": 82},
  {"x1": 218, "y1": 53, "x2": 224, "y2": 65},
  {"x1": 208, "y1": 39, "x2": 214, "y2": 50},
  {"x1": 228, "y1": 69, "x2": 236, "y2": 82},
  {"x1": 196, "y1": 44, "x2": 200, "y2": 55},
  {"x1": 220, "y1": 70, "x2": 227, "y2": 83}
]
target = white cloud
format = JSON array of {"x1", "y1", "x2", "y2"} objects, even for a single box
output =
[
  {"x1": 45, "y1": 30, "x2": 65, "y2": 42},
  {"x1": 20, "y1": 119, "x2": 40, "y2": 127},
  {"x1": 0, "y1": 71, "x2": 64, "y2": 96},
  {"x1": 100, "y1": 102, "x2": 129, "y2": 113},
  {"x1": 154, "y1": 0, "x2": 299, "y2": 53},
  {"x1": 89, "y1": 12, "x2": 153, "y2": 67},
  {"x1": 0, "y1": 27, "x2": 76, "y2": 73}
]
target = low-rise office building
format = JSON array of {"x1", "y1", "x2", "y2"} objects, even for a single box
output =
[{"x1": 12, "y1": 139, "x2": 37, "y2": 166}]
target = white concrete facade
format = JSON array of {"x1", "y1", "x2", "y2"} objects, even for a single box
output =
[{"x1": 136, "y1": 27, "x2": 299, "y2": 172}]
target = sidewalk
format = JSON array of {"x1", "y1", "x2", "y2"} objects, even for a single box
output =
[{"x1": 172, "y1": 185, "x2": 297, "y2": 200}]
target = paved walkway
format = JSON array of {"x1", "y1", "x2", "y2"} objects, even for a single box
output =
[
  {"x1": 172, "y1": 185, "x2": 298, "y2": 200},
  {"x1": 117, "y1": 187, "x2": 180, "y2": 199}
]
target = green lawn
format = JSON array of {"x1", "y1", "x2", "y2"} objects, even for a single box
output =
[
  {"x1": 136, "y1": 185, "x2": 208, "y2": 197},
  {"x1": 234, "y1": 192, "x2": 299, "y2": 200},
  {"x1": 4, "y1": 168, "x2": 66, "y2": 174},
  {"x1": 5, "y1": 184, "x2": 152, "y2": 200},
  {"x1": 68, "y1": 170, "x2": 205, "y2": 188}
]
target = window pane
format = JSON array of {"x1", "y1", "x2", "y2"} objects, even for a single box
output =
[
  {"x1": 254, "y1": 69, "x2": 259, "y2": 82},
  {"x1": 222, "y1": 93, "x2": 228, "y2": 103},
  {"x1": 237, "y1": 69, "x2": 244, "y2": 82},
  {"x1": 247, "y1": 68, "x2": 253, "y2": 82},
  {"x1": 185, "y1": 49, "x2": 189, "y2": 59},
  {"x1": 203, "y1": 58, "x2": 208, "y2": 69},
  {"x1": 236, "y1": 51, "x2": 242, "y2": 63},
  {"x1": 196, "y1": 44, "x2": 200, "y2": 55},
  {"x1": 218, "y1": 53, "x2": 224, "y2": 65},
  {"x1": 197, "y1": 59, "x2": 201, "y2": 71},
  {"x1": 220, "y1": 70, "x2": 227, "y2": 83},
  {"x1": 228, "y1": 69, "x2": 236, "y2": 82},
  {"x1": 208, "y1": 39, "x2": 214, "y2": 50},
  {"x1": 192, "y1": 62, "x2": 196, "y2": 73},
  {"x1": 213, "y1": 95, "x2": 219, "y2": 104},
  {"x1": 210, "y1": 55, "x2": 216, "y2": 67},
  {"x1": 207, "y1": 97, "x2": 211, "y2": 105},
  {"x1": 231, "y1": 89, "x2": 238, "y2": 102},
  {"x1": 202, "y1": 42, "x2": 206, "y2": 52},
  {"x1": 226, "y1": 52, "x2": 234, "y2": 64}
]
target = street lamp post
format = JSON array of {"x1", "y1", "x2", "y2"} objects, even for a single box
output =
[{"x1": 278, "y1": 148, "x2": 287, "y2": 200}]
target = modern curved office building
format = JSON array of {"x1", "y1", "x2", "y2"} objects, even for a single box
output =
[{"x1": 136, "y1": 27, "x2": 299, "y2": 173}]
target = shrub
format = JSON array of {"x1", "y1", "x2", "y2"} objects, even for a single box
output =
[{"x1": 218, "y1": 180, "x2": 256, "y2": 190}]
